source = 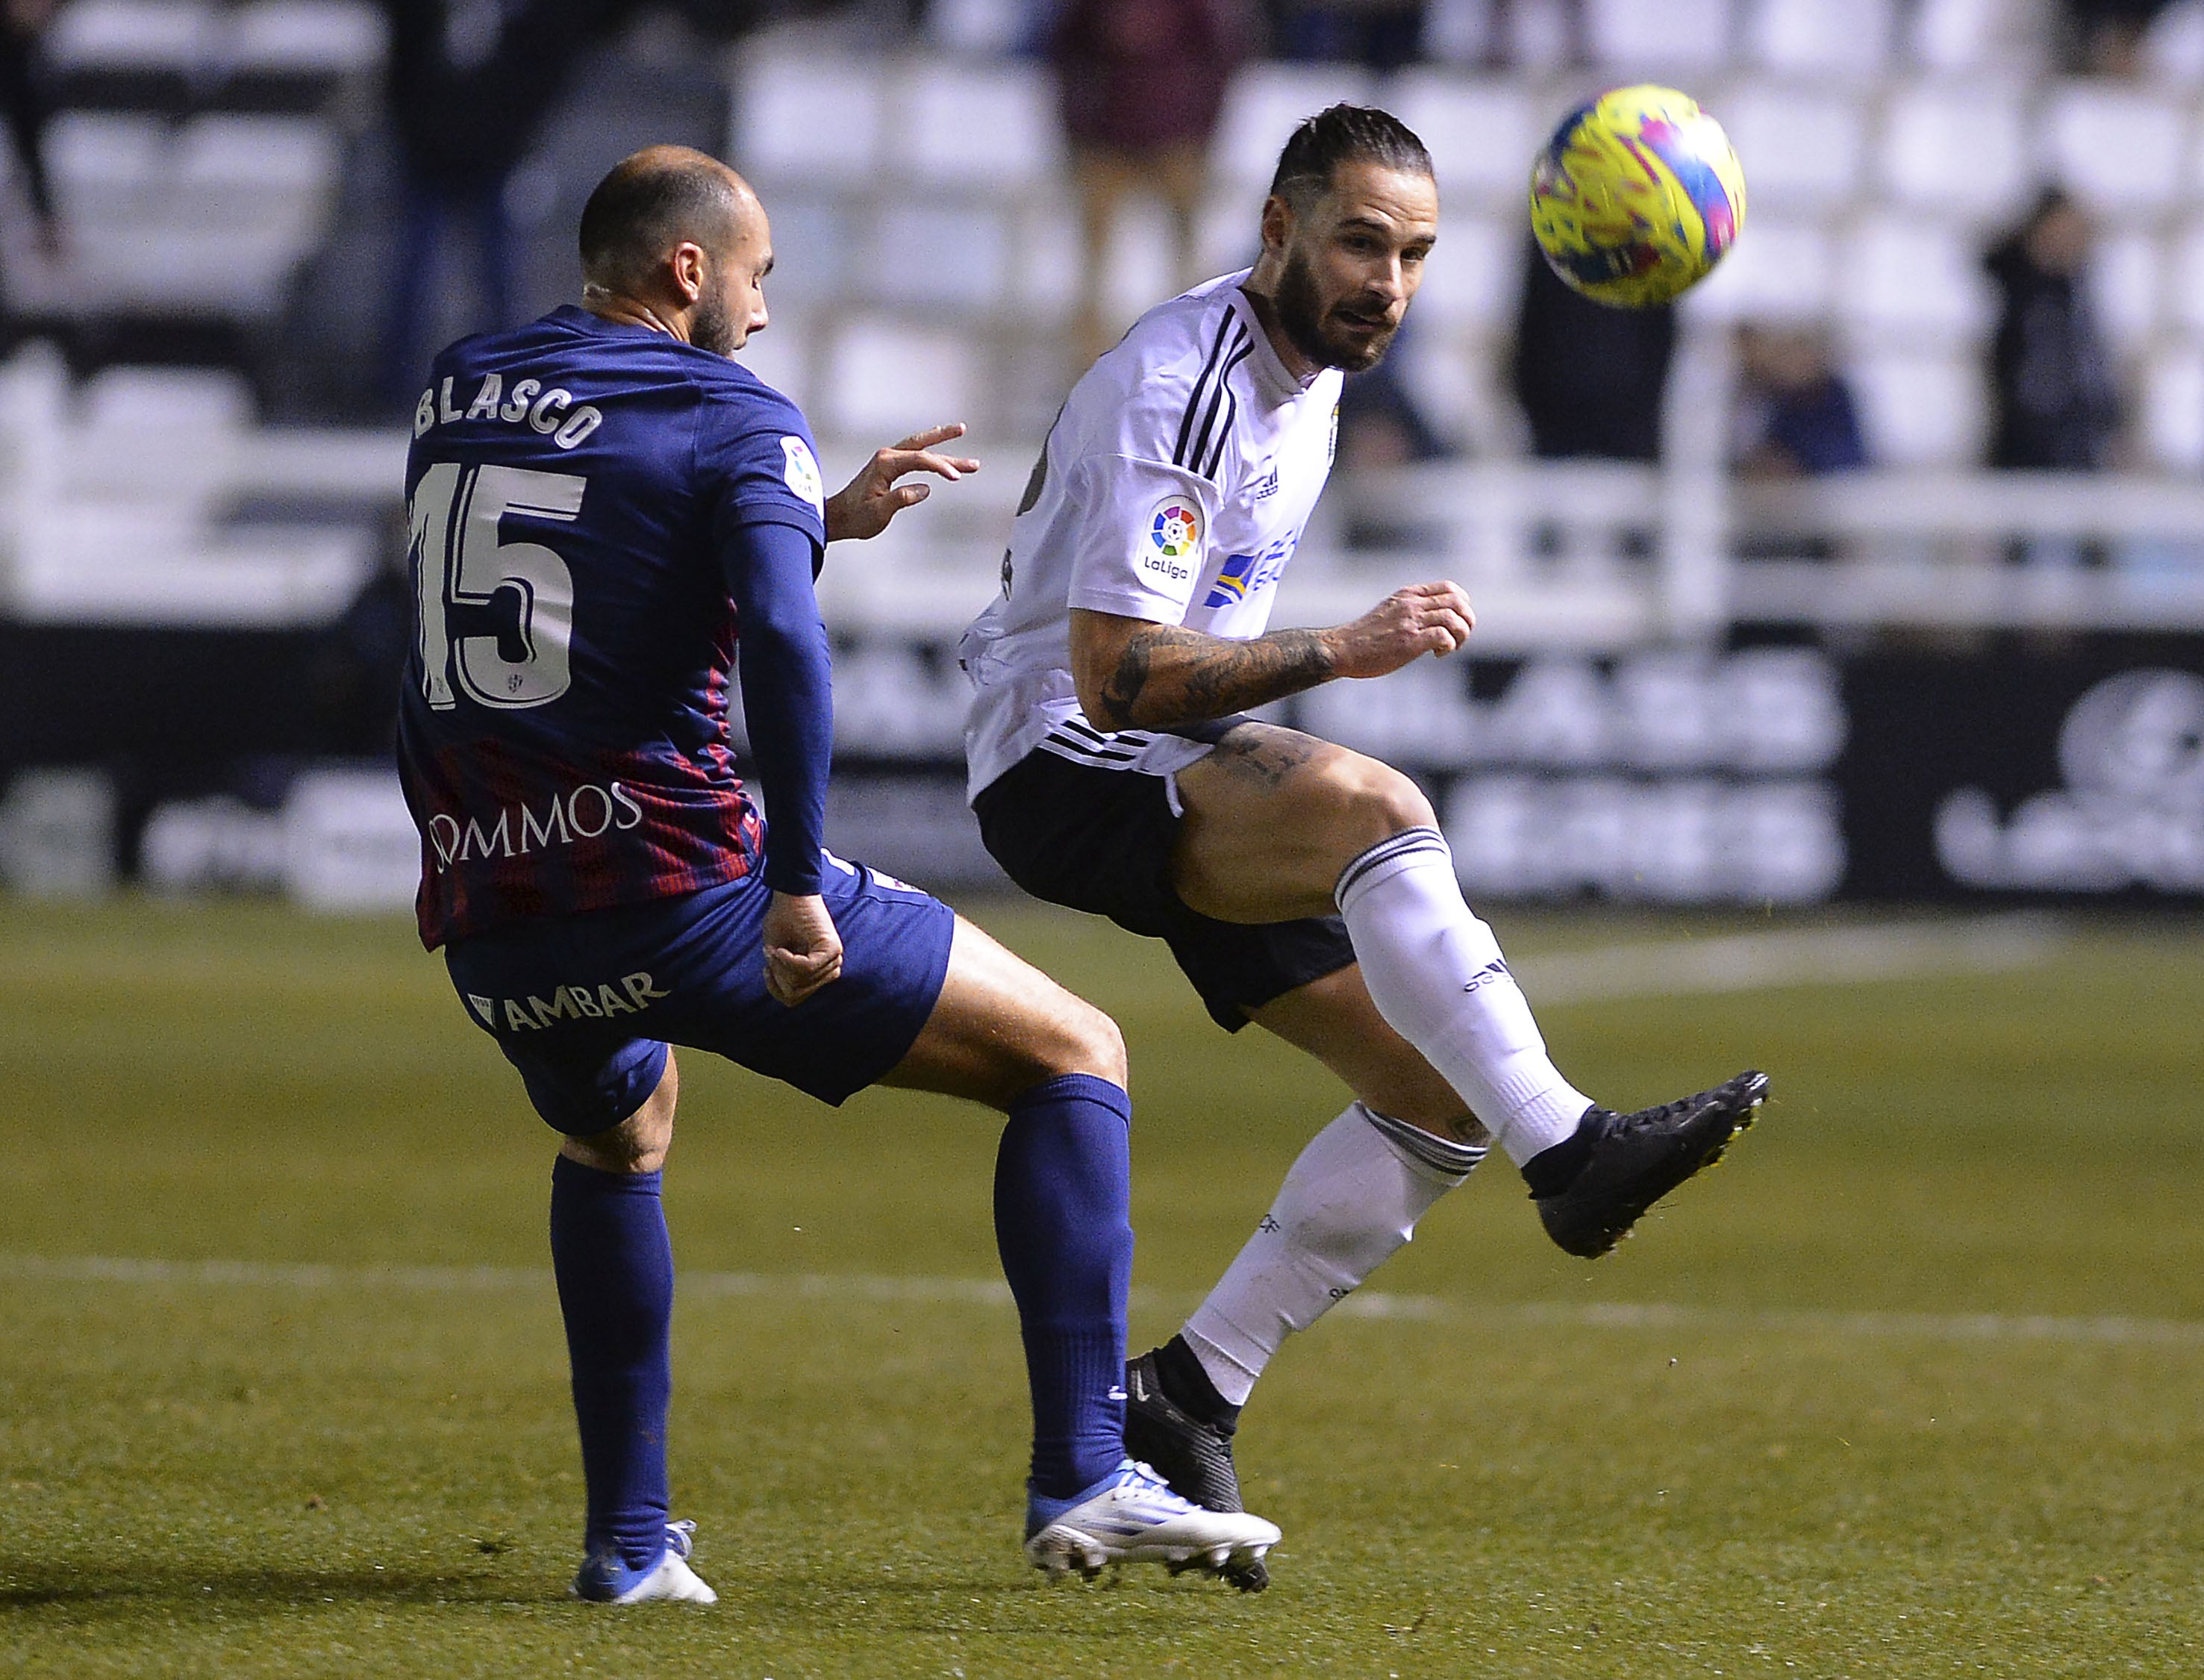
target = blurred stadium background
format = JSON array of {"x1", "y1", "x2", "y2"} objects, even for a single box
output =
[
  {"x1": 0, "y1": 0, "x2": 2200, "y2": 912},
  {"x1": 5, "y1": 7, "x2": 2204, "y2": 1667}
]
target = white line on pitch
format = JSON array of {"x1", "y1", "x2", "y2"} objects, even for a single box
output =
[
  {"x1": 3, "y1": 1252, "x2": 2194, "y2": 1349},
  {"x1": 1514, "y1": 912, "x2": 2070, "y2": 1004}
]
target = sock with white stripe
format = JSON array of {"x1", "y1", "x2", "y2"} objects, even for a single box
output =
[
  {"x1": 1334, "y1": 826, "x2": 1591, "y2": 1168},
  {"x1": 1181, "y1": 1102, "x2": 1487, "y2": 1407}
]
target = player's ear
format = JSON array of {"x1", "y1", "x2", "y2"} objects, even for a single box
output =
[
  {"x1": 667, "y1": 240, "x2": 709, "y2": 305},
  {"x1": 1259, "y1": 194, "x2": 1293, "y2": 259}
]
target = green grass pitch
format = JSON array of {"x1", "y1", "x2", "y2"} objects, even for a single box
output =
[{"x1": 2, "y1": 895, "x2": 2200, "y2": 1676}]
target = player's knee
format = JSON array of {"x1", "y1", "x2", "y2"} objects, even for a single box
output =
[
  {"x1": 560, "y1": 1054, "x2": 677, "y2": 1174},
  {"x1": 1325, "y1": 755, "x2": 1437, "y2": 852},
  {"x1": 1047, "y1": 996, "x2": 1128, "y2": 1089}
]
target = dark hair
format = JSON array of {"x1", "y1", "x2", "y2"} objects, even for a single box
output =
[
  {"x1": 578, "y1": 149, "x2": 739, "y2": 293},
  {"x1": 1267, "y1": 104, "x2": 1433, "y2": 209}
]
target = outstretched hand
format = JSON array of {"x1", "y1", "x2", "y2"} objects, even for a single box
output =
[
  {"x1": 823, "y1": 422, "x2": 981, "y2": 543},
  {"x1": 1324, "y1": 581, "x2": 1476, "y2": 680},
  {"x1": 763, "y1": 890, "x2": 844, "y2": 1007}
]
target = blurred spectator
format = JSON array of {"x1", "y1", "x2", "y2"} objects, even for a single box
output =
[
  {"x1": 381, "y1": 0, "x2": 610, "y2": 407},
  {"x1": 2064, "y1": 0, "x2": 2176, "y2": 75},
  {"x1": 1052, "y1": 0, "x2": 1250, "y2": 374},
  {"x1": 0, "y1": 0, "x2": 60, "y2": 344},
  {"x1": 1273, "y1": 0, "x2": 1427, "y2": 72},
  {"x1": 1732, "y1": 324, "x2": 1867, "y2": 479},
  {"x1": 1509, "y1": 236, "x2": 1674, "y2": 463},
  {"x1": 1476, "y1": 0, "x2": 1584, "y2": 70},
  {"x1": 1338, "y1": 350, "x2": 1449, "y2": 472},
  {"x1": 1984, "y1": 188, "x2": 2120, "y2": 475},
  {"x1": 1335, "y1": 337, "x2": 1453, "y2": 549}
]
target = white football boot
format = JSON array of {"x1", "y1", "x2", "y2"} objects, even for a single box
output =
[
  {"x1": 570, "y1": 1519, "x2": 718, "y2": 1605},
  {"x1": 1024, "y1": 1459, "x2": 1281, "y2": 1581}
]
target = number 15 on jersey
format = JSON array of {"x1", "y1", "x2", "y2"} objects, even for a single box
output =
[{"x1": 410, "y1": 461, "x2": 587, "y2": 711}]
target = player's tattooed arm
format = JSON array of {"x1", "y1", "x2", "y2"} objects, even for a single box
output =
[
  {"x1": 1072, "y1": 583, "x2": 1476, "y2": 731},
  {"x1": 1077, "y1": 615, "x2": 1334, "y2": 731}
]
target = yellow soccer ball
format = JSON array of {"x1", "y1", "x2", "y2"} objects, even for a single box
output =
[{"x1": 1529, "y1": 84, "x2": 1746, "y2": 308}]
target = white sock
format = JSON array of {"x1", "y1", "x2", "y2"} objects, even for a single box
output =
[
  {"x1": 1333, "y1": 827, "x2": 1591, "y2": 1167},
  {"x1": 1181, "y1": 1102, "x2": 1487, "y2": 1406}
]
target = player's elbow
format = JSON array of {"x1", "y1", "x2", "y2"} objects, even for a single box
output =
[
  {"x1": 1073, "y1": 661, "x2": 1126, "y2": 731},
  {"x1": 1069, "y1": 613, "x2": 1140, "y2": 730}
]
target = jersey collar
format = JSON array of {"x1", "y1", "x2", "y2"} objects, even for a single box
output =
[{"x1": 1227, "y1": 279, "x2": 1329, "y2": 405}]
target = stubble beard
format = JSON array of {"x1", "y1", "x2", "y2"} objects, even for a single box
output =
[
  {"x1": 692, "y1": 285, "x2": 738, "y2": 357},
  {"x1": 1275, "y1": 247, "x2": 1398, "y2": 374}
]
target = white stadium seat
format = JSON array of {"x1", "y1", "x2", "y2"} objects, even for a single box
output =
[
  {"x1": 175, "y1": 114, "x2": 337, "y2": 193},
  {"x1": 896, "y1": 59, "x2": 1058, "y2": 189},
  {"x1": 1683, "y1": 219, "x2": 1835, "y2": 322},
  {"x1": 735, "y1": 55, "x2": 882, "y2": 184},
  {"x1": 1409, "y1": 213, "x2": 1522, "y2": 329},
  {"x1": 1585, "y1": 0, "x2": 1734, "y2": 72},
  {"x1": 1196, "y1": 190, "x2": 1264, "y2": 281},
  {"x1": 731, "y1": 309, "x2": 811, "y2": 414},
  {"x1": 864, "y1": 204, "x2": 1009, "y2": 310},
  {"x1": 1387, "y1": 74, "x2": 1538, "y2": 204},
  {"x1": 2168, "y1": 219, "x2": 2204, "y2": 331},
  {"x1": 1014, "y1": 203, "x2": 1082, "y2": 314},
  {"x1": 80, "y1": 366, "x2": 253, "y2": 441},
  {"x1": 1101, "y1": 199, "x2": 1184, "y2": 320},
  {"x1": 2140, "y1": 340, "x2": 2204, "y2": 470},
  {"x1": 228, "y1": 0, "x2": 386, "y2": 75},
  {"x1": 2091, "y1": 231, "x2": 2163, "y2": 352},
  {"x1": 2040, "y1": 83, "x2": 2190, "y2": 220},
  {"x1": 925, "y1": 0, "x2": 1029, "y2": 57},
  {"x1": 72, "y1": 366, "x2": 253, "y2": 501},
  {"x1": 46, "y1": 0, "x2": 218, "y2": 72},
  {"x1": 750, "y1": 196, "x2": 849, "y2": 307},
  {"x1": 822, "y1": 316, "x2": 979, "y2": 438},
  {"x1": 1746, "y1": 0, "x2": 1896, "y2": 80},
  {"x1": 1906, "y1": 0, "x2": 2052, "y2": 74},
  {"x1": 43, "y1": 112, "x2": 168, "y2": 223},
  {"x1": 174, "y1": 115, "x2": 339, "y2": 243},
  {"x1": 1717, "y1": 84, "x2": 1867, "y2": 215},
  {"x1": 1014, "y1": 198, "x2": 1181, "y2": 322},
  {"x1": 1846, "y1": 349, "x2": 1988, "y2": 466},
  {"x1": 1837, "y1": 215, "x2": 1997, "y2": 342},
  {"x1": 2144, "y1": 0, "x2": 2204, "y2": 87},
  {"x1": 1876, "y1": 79, "x2": 2032, "y2": 224},
  {"x1": 1212, "y1": 64, "x2": 1373, "y2": 192}
]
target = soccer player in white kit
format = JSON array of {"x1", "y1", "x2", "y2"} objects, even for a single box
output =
[{"x1": 960, "y1": 107, "x2": 1768, "y2": 1587}]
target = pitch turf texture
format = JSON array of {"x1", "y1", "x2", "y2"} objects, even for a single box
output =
[{"x1": 3, "y1": 898, "x2": 2200, "y2": 1678}]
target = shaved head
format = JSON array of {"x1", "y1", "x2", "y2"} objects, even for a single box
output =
[{"x1": 578, "y1": 146, "x2": 755, "y2": 298}]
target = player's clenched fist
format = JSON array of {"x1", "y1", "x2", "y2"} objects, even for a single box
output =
[
  {"x1": 763, "y1": 892, "x2": 846, "y2": 1006},
  {"x1": 1323, "y1": 581, "x2": 1476, "y2": 680}
]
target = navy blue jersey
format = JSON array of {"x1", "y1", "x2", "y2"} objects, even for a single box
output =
[{"x1": 397, "y1": 305, "x2": 831, "y2": 950}]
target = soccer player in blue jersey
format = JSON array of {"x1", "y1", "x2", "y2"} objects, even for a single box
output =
[{"x1": 396, "y1": 145, "x2": 1279, "y2": 1601}]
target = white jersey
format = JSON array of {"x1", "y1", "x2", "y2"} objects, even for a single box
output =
[{"x1": 958, "y1": 270, "x2": 1342, "y2": 799}]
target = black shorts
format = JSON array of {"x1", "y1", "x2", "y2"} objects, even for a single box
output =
[{"x1": 972, "y1": 735, "x2": 1357, "y2": 1032}]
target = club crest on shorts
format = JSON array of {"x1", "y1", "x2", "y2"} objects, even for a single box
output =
[
  {"x1": 1149, "y1": 499, "x2": 1202, "y2": 560},
  {"x1": 781, "y1": 436, "x2": 825, "y2": 512}
]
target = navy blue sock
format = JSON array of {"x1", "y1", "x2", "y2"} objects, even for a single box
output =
[
  {"x1": 549, "y1": 1154, "x2": 673, "y2": 1572},
  {"x1": 993, "y1": 1073, "x2": 1134, "y2": 1502}
]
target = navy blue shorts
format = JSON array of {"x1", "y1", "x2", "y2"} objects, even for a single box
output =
[{"x1": 443, "y1": 855, "x2": 957, "y2": 1135}]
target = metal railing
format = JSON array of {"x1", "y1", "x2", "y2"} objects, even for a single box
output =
[{"x1": 1311, "y1": 460, "x2": 2204, "y2": 648}]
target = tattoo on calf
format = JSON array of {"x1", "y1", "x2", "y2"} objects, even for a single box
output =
[{"x1": 1095, "y1": 625, "x2": 1334, "y2": 731}]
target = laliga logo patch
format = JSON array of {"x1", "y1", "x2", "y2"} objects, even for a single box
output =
[
  {"x1": 1150, "y1": 500, "x2": 1202, "y2": 559},
  {"x1": 781, "y1": 435, "x2": 825, "y2": 513}
]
